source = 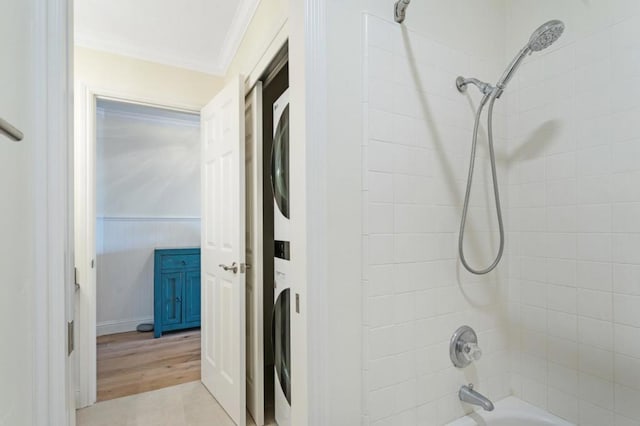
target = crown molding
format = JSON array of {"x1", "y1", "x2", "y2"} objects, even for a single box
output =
[
  {"x1": 217, "y1": 0, "x2": 261, "y2": 74},
  {"x1": 75, "y1": 0, "x2": 261, "y2": 77},
  {"x1": 96, "y1": 101, "x2": 200, "y2": 128}
]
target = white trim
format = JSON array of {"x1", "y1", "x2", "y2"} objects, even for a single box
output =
[
  {"x1": 98, "y1": 216, "x2": 200, "y2": 222},
  {"x1": 302, "y1": 0, "x2": 329, "y2": 424},
  {"x1": 33, "y1": 0, "x2": 49, "y2": 421},
  {"x1": 75, "y1": 84, "x2": 202, "y2": 408},
  {"x1": 33, "y1": 0, "x2": 49, "y2": 420},
  {"x1": 245, "y1": 82, "x2": 265, "y2": 426},
  {"x1": 33, "y1": 0, "x2": 74, "y2": 424},
  {"x1": 96, "y1": 318, "x2": 154, "y2": 336},
  {"x1": 218, "y1": 0, "x2": 262, "y2": 75},
  {"x1": 287, "y1": 0, "x2": 329, "y2": 423},
  {"x1": 245, "y1": 19, "x2": 289, "y2": 92},
  {"x1": 95, "y1": 104, "x2": 200, "y2": 129},
  {"x1": 92, "y1": 89, "x2": 201, "y2": 115},
  {"x1": 74, "y1": 82, "x2": 97, "y2": 409}
]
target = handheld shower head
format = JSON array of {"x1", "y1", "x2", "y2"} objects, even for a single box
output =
[
  {"x1": 528, "y1": 20, "x2": 565, "y2": 52},
  {"x1": 496, "y1": 19, "x2": 565, "y2": 90},
  {"x1": 455, "y1": 20, "x2": 566, "y2": 275}
]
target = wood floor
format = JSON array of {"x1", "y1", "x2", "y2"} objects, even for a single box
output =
[{"x1": 97, "y1": 329, "x2": 201, "y2": 402}]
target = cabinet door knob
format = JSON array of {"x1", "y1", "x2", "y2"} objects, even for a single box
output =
[
  {"x1": 175, "y1": 297, "x2": 182, "y2": 303},
  {"x1": 218, "y1": 262, "x2": 238, "y2": 274},
  {"x1": 181, "y1": 260, "x2": 187, "y2": 265}
]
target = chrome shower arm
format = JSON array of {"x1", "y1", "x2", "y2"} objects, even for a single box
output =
[
  {"x1": 456, "y1": 77, "x2": 496, "y2": 96},
  {"x1": 394, "y1": 0, "x2": 411, "y2": 23}
]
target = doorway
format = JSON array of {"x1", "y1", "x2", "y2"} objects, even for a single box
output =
[
  {"x1": 92, "y1": 99, "x2": 202, "y2": 401},
  {"x1": 74, "y1": 47, "x2": 289, "y2": 426}
]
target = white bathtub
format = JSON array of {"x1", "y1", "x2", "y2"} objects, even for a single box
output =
[{"x1": 446, "y1": 396, "x2": 574, "y2": 426}]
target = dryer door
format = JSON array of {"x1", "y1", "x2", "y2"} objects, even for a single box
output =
[
  {"x1": 270, "y1": 104, "x2": 289, "y2": 219},
  {"x1": 272, "y1": 288, "x2": 291, "y2": 403}
]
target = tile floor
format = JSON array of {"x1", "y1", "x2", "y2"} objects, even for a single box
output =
[{"x1": 77, "y1": 381, "x2": 274, "y2": 426}]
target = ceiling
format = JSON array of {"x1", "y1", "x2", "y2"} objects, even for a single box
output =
[{"x1": 75, "y1": 0, "x2": 260, "y2": 75}]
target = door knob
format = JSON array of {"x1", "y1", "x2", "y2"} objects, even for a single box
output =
[{"x1": 219, "y1": 262, "x2": 238, "y2": 273}]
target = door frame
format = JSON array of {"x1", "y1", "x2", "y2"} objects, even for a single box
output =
[
  {"x1": 32, "y1": 0, "x2": 75, "y2": 424},
  {"x1": 74, "y1": 84, "x2": 201, "y2": 407},
  {"x1": 33, "y1": 0, "x2": 332, "y2": 423},
  {"x1": 245, "y1": 81, "x2": 265, "y2": 426},
  {"x1": 41, "y1": 0, "x2": 333, "y2": 423},
  {"x1": 288, "y1": 0, "x2": 332, "y2": 424},
  {"x1": 75, "y1": 27, "x2": 292, "y2": 412}
]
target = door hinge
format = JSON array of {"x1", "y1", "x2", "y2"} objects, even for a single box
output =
[
  {"x1": 295, "y1": 293, "x2": 300, "y2": 314},
  {"x1": 67, "y1": 320, "x2": 74, "y2": 356},
  {"x1": 74, "y1": 267, "x2": 80, "y2": 291}
]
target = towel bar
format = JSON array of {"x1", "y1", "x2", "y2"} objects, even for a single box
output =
[{"x1": 0, "y1": 117, "x2": 23, "y2": 141}]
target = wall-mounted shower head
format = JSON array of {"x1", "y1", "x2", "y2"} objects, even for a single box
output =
[
  {"x1": 394, "y1": 0, "x2": 411, "y2": 23},
  {"x1": 496, "y1": 19, "x2": 565, "y2": 90},
  {"x1": 528, "y1": 20, "x2": 565, "y2": 52}
]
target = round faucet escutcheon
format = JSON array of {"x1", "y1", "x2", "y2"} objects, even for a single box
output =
[{"x1": 450, "y1": 325, "x2": 482, "y2": 368}]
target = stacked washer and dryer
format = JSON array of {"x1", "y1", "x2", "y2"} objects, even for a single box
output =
[{"x1": 270, "y1": 89, "x2": 291, "y2": 426}]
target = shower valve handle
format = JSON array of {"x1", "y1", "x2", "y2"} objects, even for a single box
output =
[{"x1": 462, "y1": 342, "x2": 482, "y2": 362}]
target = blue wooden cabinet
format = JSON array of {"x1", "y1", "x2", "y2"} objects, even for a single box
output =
[{"x1": 154, "y1": 248, "x2": 201, "y2": 337}]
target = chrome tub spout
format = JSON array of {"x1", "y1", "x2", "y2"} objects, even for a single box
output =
[{"x1": 459, "y1": 384, "x2": 494, "y2": 411}]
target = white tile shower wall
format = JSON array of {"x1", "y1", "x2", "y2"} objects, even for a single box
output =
[
  {"x1": 361, "y1": 4, "x2": 510, "y2": 424},
  {"x1": 506, "y1": 2, "x2": 640, "y2": 425}
]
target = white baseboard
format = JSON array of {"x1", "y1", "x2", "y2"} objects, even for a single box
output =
[{"x1": 96, "y1": 317, "x2": 153, "y2": 336}]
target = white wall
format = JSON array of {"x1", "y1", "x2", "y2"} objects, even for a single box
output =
[
  {"x1": 75, "y1": 46, "x2": 224, "y2": 109},
  {"x1": 95, "y1": 101, "x2": 200, "y2": 334},
  {"x1": 505, "y1": 2, "x2": 640, "y2": 424},
  {"x1": 0, "y1": 0, "x2": 35, "y2": 423},
  {"x1": 324, "y1": 1, "x2": 364, "y2": 423},
  {"x1": 360, "y1": 2, "x2": 510, "y2": 424}
]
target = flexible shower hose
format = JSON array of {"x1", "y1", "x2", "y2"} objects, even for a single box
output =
[{"x1": 458, "y1": 89, "x2": 505, "y2": 275}]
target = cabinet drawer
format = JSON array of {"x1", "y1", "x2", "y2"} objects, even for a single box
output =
[{"x1": 160, "y1": 254, "x2": 200, "y2": 270}]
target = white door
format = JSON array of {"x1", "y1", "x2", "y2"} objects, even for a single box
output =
[
  {"x1": 245, "y1": 82, "x2": 264, "y2": 426},
  {"x1": 201, "y1": 75, "x2": 247, "y2": 426}
]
